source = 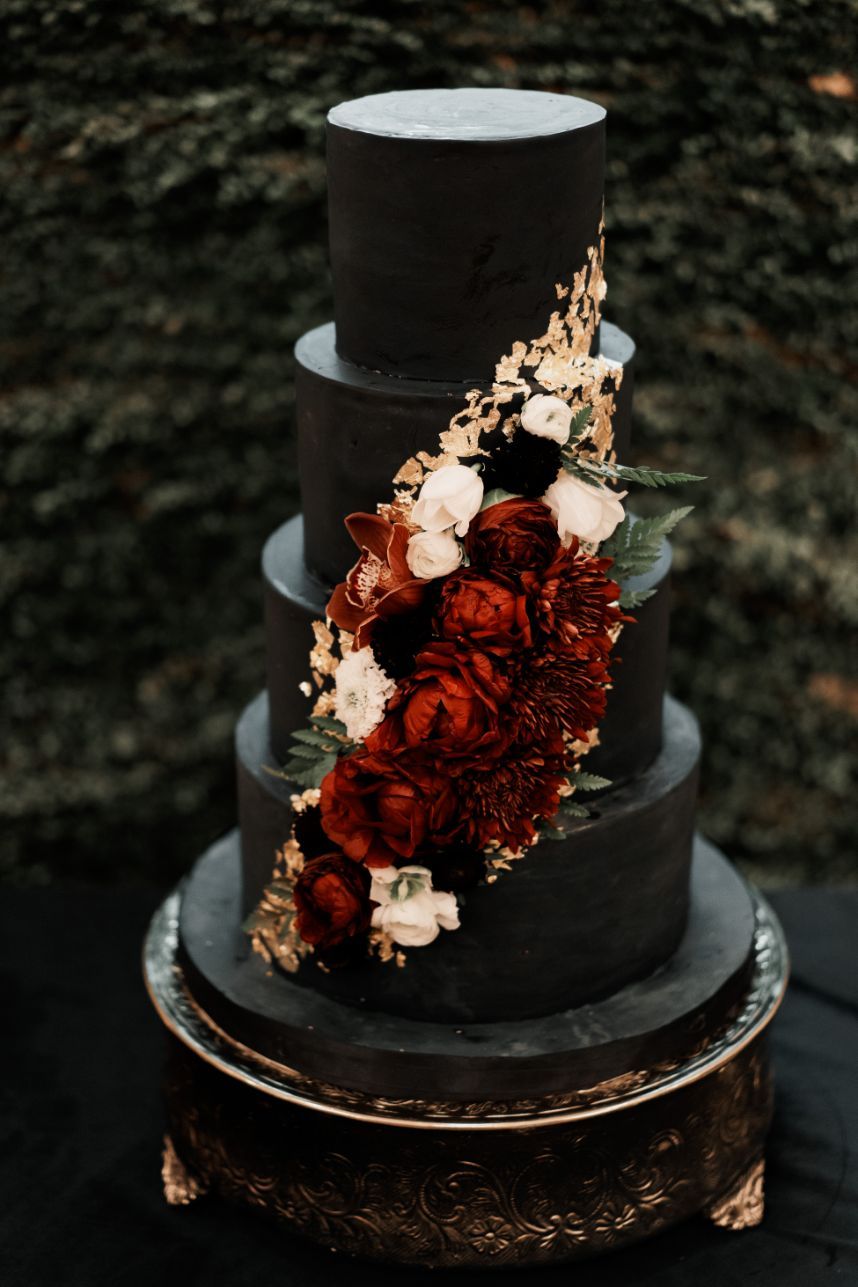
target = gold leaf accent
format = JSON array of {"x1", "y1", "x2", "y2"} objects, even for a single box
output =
[
  {"x1": 392, "y1": 457, "x2": 425, "y2": 486},
  {"x1": 246, "y1": 845, "x2": 311, "y2": 975}
]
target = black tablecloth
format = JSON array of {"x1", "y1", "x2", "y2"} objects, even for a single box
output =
[{"x1": 1, "y1": 883, "x2": 856, "y2": 1285}]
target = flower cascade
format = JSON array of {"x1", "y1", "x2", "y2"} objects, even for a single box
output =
[{"x1": 246, "y1": 236, "x2": 703, "y2": 972}]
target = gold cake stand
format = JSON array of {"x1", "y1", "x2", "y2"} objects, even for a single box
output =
[{"x1": 144, "y1": 886, "x2": 788, "y2": 1268}]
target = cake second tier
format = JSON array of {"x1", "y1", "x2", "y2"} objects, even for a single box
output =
[{"x1": 237, "y1": 692, "x2": 699, "y2": 1024}]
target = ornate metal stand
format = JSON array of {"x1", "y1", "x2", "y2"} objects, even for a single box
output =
[{"x1": 145, "y1": 887, "x2": 787, "y2": 1267}]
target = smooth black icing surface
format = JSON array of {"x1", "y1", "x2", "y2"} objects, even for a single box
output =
[
  {"x1": 297, "y1": 319, "x2": 635, "y2": 586},
  {"x1": 327, "y1": 88, "x2": 606, "y2": 380},
  {"x1": 237, "y1": 692, "x2": 699, "y2": 1023},
  {"x1": 179, "y1": 833, "x2": 754, "y2": 1100},
  {"x1": 261, "y1": 510, "x2": 668, "y2": 782}
]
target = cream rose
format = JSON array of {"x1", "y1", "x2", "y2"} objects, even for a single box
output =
[
  {"x1": 520, "y1": 394, "x2": 573, "y2": 445},
  {"x1": 411, "y1": 464, "x2": 484, "y2": 537},
  {"x1": 405, "y1": 529, "x2": 463, "y2": 580},
  {"x1": 333, "y1": 646, "x2": 397, "y2": 742},
  {"x1": 369, "y1": 865, "x2": 460, "y2": 948},
  {"x1": 542, "y1": 473, "x2": 627, "y2": 546}
]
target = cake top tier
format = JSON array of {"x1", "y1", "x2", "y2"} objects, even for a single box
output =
[{"x1": 326, "y1": 88, "x2": 606, "y2": 383}]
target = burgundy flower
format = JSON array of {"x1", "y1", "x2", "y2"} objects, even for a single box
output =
[
  {"x1": 327, "y1": 513, "x2": 426, "y2": 647},
  {"x1": 435, "y1": 569, "x2": 532, "y2": 655},
  {"x1": 319, "y1": 750, "x2": 461, "y2": 868},
  {"x1": 367, "y1": 641, "x2": 512, "y2": 771},
  {"x1": 523, "y1": 539, "x2": 622, "y2": 660},
  {"x1": 465, "y1": 497, "x2": 561, "y2": 572},
  {"x1": 293, "y1": 853, "x2": 374, "y2": 954},
  {"x1": 458, "y1": 734, "x2": 569, "y2": 853}
]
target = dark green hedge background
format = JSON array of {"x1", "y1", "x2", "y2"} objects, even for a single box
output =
[{"x1": 2, "y1": 0, "x2": 856, "y2": 891}]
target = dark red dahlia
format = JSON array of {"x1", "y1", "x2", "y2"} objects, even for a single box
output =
[
  {"x1": 524, "y1": 540, "x2": 622, "y2": 659},
  {"x1": 458, "y1": 734, "x2": 569, "y2": 853},
  {"x1": 509, "y1": 652, "x2": 611, "y2": 743}
]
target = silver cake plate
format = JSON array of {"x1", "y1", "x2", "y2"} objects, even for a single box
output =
[{"x1": 144, "y1": 882, "x2": 788, "y2": 1267}]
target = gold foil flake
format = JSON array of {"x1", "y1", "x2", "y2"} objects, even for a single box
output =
[
  {"x1": 246, "y1": 845, "x2": 311, "y2": 974},
  {"x1": 289, "y1": 789, "x2": 320, "y2": 817},
  {"x1": 309, "y1": 619, "x2": 339, "y2": 681},
  {"x1": 392, "y1": 457, "x2": 425, "y2": 487},
  {"x1": 416, "y1": 448, "x2": 459, "y2": 473},
  {"x1": 311, "y1": 690, "x2": 336, "y2": 718},
  {"x1": 368, "y1": 928, "x2": 406, "y2": 967}
]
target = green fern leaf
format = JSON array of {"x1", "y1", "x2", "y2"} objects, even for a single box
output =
[
  {"x1": 620, "y1": 587, "x2": 656, "y2": 609},
  {"x1": 601, "y1": 507, "x2": 693, "y2": 581},
  {"x1": 571, "y1": 772, "x2": 612, "y2": 792}
]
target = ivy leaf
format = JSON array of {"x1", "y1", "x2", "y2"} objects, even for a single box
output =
[{"x1": 601, "y1": 507, "x2": 694, "y2": 582}]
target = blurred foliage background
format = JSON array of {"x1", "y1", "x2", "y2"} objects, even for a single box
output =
[{"x1": 2, "y1": 0, "x2": 856, "y2": 891}]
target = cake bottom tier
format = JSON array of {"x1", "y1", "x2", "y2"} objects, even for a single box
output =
[
  {"x1": 237, "y1": 693, "x2": 701, "y2": 1024},
  {"x1": 177, "y1": 833, "x2": 756, "y2": 1101},
  {"x1": 146, "y1": 864, "x2": 788, "y2": 1268}
]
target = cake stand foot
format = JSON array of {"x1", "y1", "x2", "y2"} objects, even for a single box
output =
[
  {"x1": 162, "y1": 1134, "x2": 208, "y2": 1206},
  {"x1": 705, "y1": 1155, "x2": 765, "y2": 1230}
]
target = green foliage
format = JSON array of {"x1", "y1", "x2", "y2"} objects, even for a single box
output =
[
  {"x1": 272, "y1": 716, "x2": 350, "y2": 789},
  {"x1": 582, "y1": 462, "x2": 707, "y2": 489},
  {"x1": 1, "y1": 0, "x2": 856, "y2": 886},
  {"x1": 602, "y1": 508, "x2": 695, "y2": 581}
]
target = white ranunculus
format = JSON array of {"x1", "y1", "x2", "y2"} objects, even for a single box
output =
[
  {"x1": 542, "y1": 472, "x2": 627, "y2": 546},
  {"x1": 369, "y1": 865, "x2": 460, "y2": 948},
  {"x1": 520, "y1": 394, "x2": 574, "y2": 445},
  {"x1": 405, "y1": 528, "x2": 463, "y2": 580},
  {"x1": 411, "y1": 464, "x2": 484, "y2": 537},
  {"x1": 333, "y1": 646, "x2": 397, "y2": 743}
]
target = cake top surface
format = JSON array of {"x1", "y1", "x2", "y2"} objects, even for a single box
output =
[{"x1": 327, "y1": 87, "x2": 605, "y2": 142}]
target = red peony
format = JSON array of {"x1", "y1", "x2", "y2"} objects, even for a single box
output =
[
  {"x1": 465, "y1": 497, "x2": 561, "y2": 572},
  {"x1": 367, "y1": 641, "x2": 512, "y2": 770},
  {"x1": 524, "y1": 539, "x2": 622, "y2": 660},
  {"x1": 458, "y1": 733, "x2": 569, "y2": 853},
  {"x1": 510, "y1": 652, "x2": 611, "y2": 743},
  {"x1": 319, "y1": 750, "x2": 461, "y2": 867},
  {"x1": 435, "y1": 569, "x2": 532, "y2": 655},
  {"x1": 327, "y1": 513, "x2": 426, "y2": 647},
  {"x1": 293, "y1": 852, "x2": 374, "y2": 953}
]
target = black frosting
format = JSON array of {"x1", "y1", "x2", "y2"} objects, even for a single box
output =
[
  {"x1": 237, "y1": 693, "x2": 699, "y2": 1023},
  {"x1": 297, "y1": 319, "x2": 635, "y2": 587},
  {"x1": 178, "y1": 832, "x2": 752, "y2": 1099},
  {"x1": 327, "y1": 89, "x2": 606, "y2": 381}
]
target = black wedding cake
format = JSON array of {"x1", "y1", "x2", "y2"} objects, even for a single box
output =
[{"x1": 146, "y1": 88, "x2": 788, "y2": 1268}]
